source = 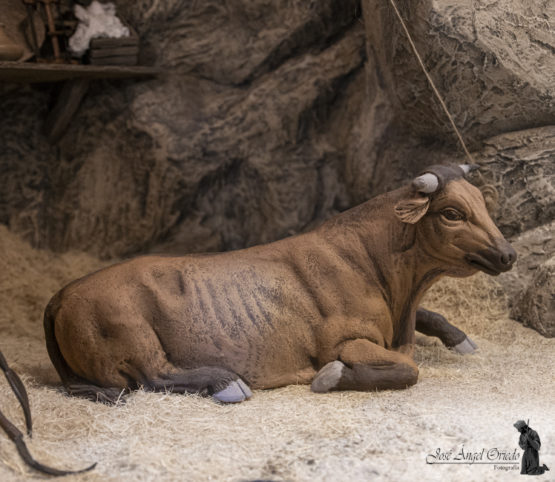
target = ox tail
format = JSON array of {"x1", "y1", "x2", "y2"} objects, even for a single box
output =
[{"x1": 43, "y1": 294, "x2": 82, "y2": 387}]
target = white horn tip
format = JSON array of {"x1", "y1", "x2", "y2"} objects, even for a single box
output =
[
  {"x1": 412, "y1": 173, "x2": 439, "y2": 193},
  {"x1": 460, "y1": 164, "x2": 479, "y2": 174}
]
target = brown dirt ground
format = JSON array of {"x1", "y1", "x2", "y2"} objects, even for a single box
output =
[{"x1": 0, "y1": 225, "x2": 553, "y2": 482}]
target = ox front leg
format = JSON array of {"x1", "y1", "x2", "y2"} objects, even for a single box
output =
[
  {"x1": 311, "y1": 339, "x2": 418, "y2": 393},
  {"x1": 415, "y1": 308, "x2": 477, "y2": 355},
  {"x1": 147, "y1": 367, "x2": 252, "y2": 404}
]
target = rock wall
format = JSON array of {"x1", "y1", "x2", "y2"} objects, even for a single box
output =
[
  {"x1": 511, "y1": 256, "x2": 555, "y2": 338},
  {"x1": 1, "y1": 0, "x2": 554, "y2": 270},
  {"x1": 474, "y1": 127, "x2": 555, "y2": 238},
  {"x1": 3, "y1": 0, "x2": 379, "y2": 257},
  {"x1": 369, "y1": 0, "x2": 555, "y2": 145}
]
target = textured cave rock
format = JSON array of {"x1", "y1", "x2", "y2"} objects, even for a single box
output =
[
  {"x1": 1, "y1": 0, "x2": 369, "y2": 257},
  {"x1": 472, "y1": 128, "x2": 554, "y2": 337},
  {"x1": 368, "y1": 0, "x2": 555, "y2": 145},
  {"x1": 0, "y1": 0, "x2": 554, "y2": 264},
  {"x1": 472, "y1": 126, "x2": 555, "y2": 238},
  {"x1": 512, "y1": 256, "x2": 555, "y2": 338},
  {"x1": 496, "y1": 220, "x2": 555, "y2": 337},
  {"x1": 497, "y1": 220, "x2": 555, "y2": 303}
]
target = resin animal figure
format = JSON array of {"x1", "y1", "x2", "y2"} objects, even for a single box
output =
[{"x1": 44, "y1": 164, "x2": 516, "y2": 403}]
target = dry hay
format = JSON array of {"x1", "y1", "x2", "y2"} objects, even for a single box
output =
[{"x1": 0, "y1": 224, "x2": 553, "y2": 482}]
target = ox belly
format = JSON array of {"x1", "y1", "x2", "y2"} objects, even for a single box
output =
[{"x1": 53, "y1": 254, "x2": 320, "y2": 390}]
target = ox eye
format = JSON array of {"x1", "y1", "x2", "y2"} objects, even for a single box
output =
[{"x1": 441, "y1": 208, "x2": 465, "y2": 222}]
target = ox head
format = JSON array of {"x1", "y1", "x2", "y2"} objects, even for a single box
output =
[{"x1": 394, "y1": 164, "x2": 516, "y2": 277}]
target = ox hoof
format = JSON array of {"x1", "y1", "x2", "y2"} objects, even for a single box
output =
[
  {"x1": 311, "y1": 361, "x2": 345, "y2": 393},
  {"x1": 213, "y1": 379, "x2": 252, "y2": 403},
  {"x1": 450, "y1": 336, "x2": 478, "y2": 355}
]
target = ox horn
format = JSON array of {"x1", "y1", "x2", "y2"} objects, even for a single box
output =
[
  {"x1": 412, "y1": 173, "x2": 439, "y2": 193},
  {"x1": 459, "y1": 164, "x2": 480, "y2": 175}
]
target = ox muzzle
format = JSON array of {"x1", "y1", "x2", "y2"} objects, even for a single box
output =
[{"x1": 464, "y1": 240, "x2": 516, "y2": 276}]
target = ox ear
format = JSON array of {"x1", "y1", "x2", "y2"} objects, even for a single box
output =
[{"x1": 394, "y1": 195, "x2": 431, "y2": 224}]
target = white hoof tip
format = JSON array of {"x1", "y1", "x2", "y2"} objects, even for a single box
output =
[
  {"x1": 451, "y1": 337, "x2": 477, "y2": 355},
  {"x1": 213, "y1": 380, "x2": 251, "y2": 403},
  {"x1": 236, "y1": 378, "x2": 253, "y2": 399},
  {"x1": 311, "y1": 360, "x2": 345, "y2": 393}
]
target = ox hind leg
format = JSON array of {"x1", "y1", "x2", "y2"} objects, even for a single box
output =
[
  {"x1": 311, "y1": 339, "x2": 418, "y2": 393},
  {"x1": 48, "y1": 302, "x2": 252, "y2": 403},
  {"x1": 145, "y1": 367, "x2": 252, "y2": 403},
  {"x1": 65, "y1": 383, "x2": 126, "y2": 404},
  {"x1": 415, "y1": 308, "x2": 477, "y2": 354},
  {"x1": 64, "y1": 368, "x2": 253, "y2": 404}
]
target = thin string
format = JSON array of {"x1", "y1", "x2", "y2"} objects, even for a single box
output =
[{"x1": 387, "y1": 0, "x2": 476, "y2": 164}]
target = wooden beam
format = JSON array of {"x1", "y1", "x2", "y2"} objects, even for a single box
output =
[
  {"x1": 44, "y1": 78, "x2": 90, "y2": 143},
  {"x1": 0, "y1": 61, "x2": 161, "y2": 83}
]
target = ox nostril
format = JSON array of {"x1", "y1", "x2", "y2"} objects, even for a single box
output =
[{"x1": 500, "y1": 247, "x2": 516, "y2": 266}]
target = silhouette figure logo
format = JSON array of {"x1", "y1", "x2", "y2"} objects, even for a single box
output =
[{"x1": 514, "y1": 420, "x2": 550, "y2": 475}]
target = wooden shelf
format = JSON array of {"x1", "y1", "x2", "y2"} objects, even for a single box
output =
[
  {"x1": 0, "y1": 61, "x2": 162, "y2": 143},
  {"x1": 0, "y1": 61, "x2": 162, "y2": 83}
]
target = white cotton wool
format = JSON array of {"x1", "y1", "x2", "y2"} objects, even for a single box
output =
[{"x1": 69, "y1": 1, "x2": 130, "y2": 56}]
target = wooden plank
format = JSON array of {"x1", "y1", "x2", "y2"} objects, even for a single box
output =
[
  {"x1": 90, "y1": 37, "x2": 139, "y2": 48},
  {"x1": 89, "y1": 56, "x2": 138, "y2": 66},
  {"x1": 90, "y1": 46, "x2": 140, "y2": 58},
  {"x1": 0, "y1": 61, "x2": 161, "y2": 83},
  {"x1": 44, "y1": 78, "x2": 90, "y2": 143}
]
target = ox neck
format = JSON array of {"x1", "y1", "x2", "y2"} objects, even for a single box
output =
[
  {"x1": 320, "y1": 188, "x2": 446, "y2": 342},
  {"x1": 365, "y1": 225, "x2": 444, "y2": 341}
]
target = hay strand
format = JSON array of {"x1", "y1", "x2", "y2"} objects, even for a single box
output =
[{"x1": 0, "y1": 225, "x2": 553, "y2": 481}]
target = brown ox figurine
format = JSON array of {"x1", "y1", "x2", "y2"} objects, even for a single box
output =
[{"x1": 43, "y1": 164, "x2": 515, "y2": 404}]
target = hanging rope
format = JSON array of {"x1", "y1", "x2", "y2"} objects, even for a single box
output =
[{"x1": 387, "y1": 0, "x2": 476, "y2": 164}]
